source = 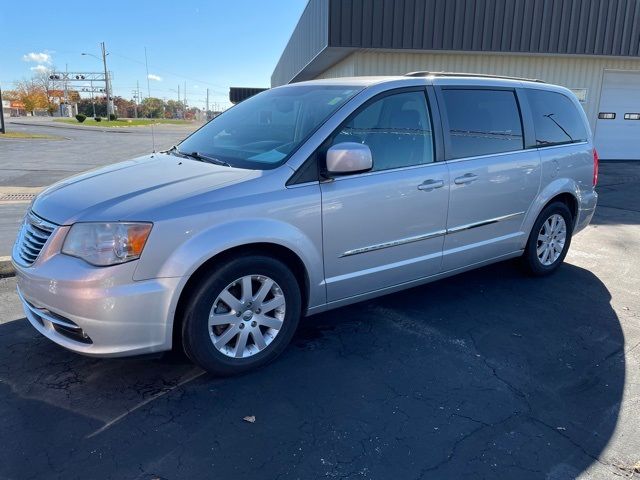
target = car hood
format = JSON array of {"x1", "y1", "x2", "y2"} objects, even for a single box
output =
[{"x1": 32, "y1": 153, "x2": 259, "y2": 225}]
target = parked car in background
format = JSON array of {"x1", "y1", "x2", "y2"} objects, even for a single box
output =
[{"x1": 12, "y1": 73, "x2": 598, "y2": 375}]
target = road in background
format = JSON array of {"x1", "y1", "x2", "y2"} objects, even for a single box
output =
[{"x1": 0, "y1": 117, "x2": 200, "y2": 255}]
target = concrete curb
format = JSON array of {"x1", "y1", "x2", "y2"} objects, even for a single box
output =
[{"x1": 0, "y1": 256, "x2": 15, "y2": 277}]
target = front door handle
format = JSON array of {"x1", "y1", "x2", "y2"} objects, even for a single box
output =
[
  {"x1": 454, "y1": 173, "x2": 479, "y2": 185},
  {"x1": 417, "y1": 179, "x2": 445, "y2": 191}
]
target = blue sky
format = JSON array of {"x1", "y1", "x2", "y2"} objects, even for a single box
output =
[{"x1": 0, "y1": 0, "x2": 308, "y2": 109}]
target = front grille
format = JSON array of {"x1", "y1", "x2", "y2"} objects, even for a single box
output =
[{"x1": 14, "y1": 211, "x2": 57, "y2": 267}]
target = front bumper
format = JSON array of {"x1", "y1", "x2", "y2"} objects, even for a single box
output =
[{"x1": 13, "y1": 251, "x2": 182, "y2": 357}]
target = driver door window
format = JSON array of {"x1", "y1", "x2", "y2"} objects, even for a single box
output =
[{"x1": 331, "y1": 90, "x2": 435, "y2": 172}]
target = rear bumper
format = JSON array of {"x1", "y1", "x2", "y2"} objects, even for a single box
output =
[
  {"x1": 574, "y1": 189, "x2": 598, "y2": 234},
  {"x1": 13, "y1": 253, "x2": 181, "y2": 357}
]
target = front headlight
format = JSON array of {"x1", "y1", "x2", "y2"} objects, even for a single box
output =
[{"x1": 62, "y1": 222, "x2": 152, "y2": 266}]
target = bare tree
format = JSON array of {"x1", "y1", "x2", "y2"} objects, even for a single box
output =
[{"x1": 32, "y1": 67, "x2": 58, "y2": 115}]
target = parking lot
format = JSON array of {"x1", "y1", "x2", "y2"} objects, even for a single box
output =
[{"x1": 0, "y1": 130, "x2": 639, "y2": 479}]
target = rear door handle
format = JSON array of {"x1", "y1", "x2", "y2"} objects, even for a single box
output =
[
  {"x1": 417, "y1": 179, "x2": 445, "y2": 191},
  {"x1": 454, "y1": 173, "x2": 479, "y2": 185}
]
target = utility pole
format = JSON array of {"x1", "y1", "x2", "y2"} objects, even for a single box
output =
[
  {"x1": 133, "y1": 80, "x2": 139, "y2": 118},
  {"x1": 101, "y1": 42, "x2": 113, "y2": 119},
  {"x1": 90, "y1": 80, "x2": 96, "y2": 118},
  {"x1": 206, "y1": 88, "x2": 209, "y2": 114},
  {"x1": 184, "y1": 81, "x2": 187, "y2": 107},
  {"x1": 177, "y1": 84, "x2": 181, "y2": 119},
  {"x1": 0, "y1": 86, "x2": 5, "y2": 134}
]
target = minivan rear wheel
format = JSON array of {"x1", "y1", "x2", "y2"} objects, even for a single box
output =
[
  {"x1": 181, "y1": 255, "x2": 301, "y2": 376},
  {"x1": 522, "y1": 202, "x2": 573, "y2": 276}
]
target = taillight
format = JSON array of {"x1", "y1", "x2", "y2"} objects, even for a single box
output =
[{"x1": 593, "y1": 148, "x2": 599, "y2": 186}]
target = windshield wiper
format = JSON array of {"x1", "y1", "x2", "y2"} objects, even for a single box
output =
[
  {"x1": 186, "y1": 151, "x2": 231, "y2": 167},
  {"x1": 164, "y1": 146, "x2": 230, "y2": 167},
  {"x1": 163, "y1": 145, "x2": 191, "y2": 158}
]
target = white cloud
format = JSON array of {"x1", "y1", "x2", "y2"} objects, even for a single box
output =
[
  {"x1": 147, "y1": 74, "x2": 162, "y2": 81},
  {"x1": 23, "y1": 52, "x2": 52, "y2": 64},
  {"x1": 30, "y1": 64, "x2": 50, "y2": 73}
]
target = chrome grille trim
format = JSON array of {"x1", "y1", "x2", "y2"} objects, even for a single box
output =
[{"x1": 13, "y1": 211, "x2": 57, "y2": 267}]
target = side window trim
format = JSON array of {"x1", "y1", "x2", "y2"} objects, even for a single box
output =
[
  {"x1": 434, "y1": 85, "x2": 526, "y2": 161},
  {"x1": 515, "y1": 88, "x2": 537, "y2": 149}
]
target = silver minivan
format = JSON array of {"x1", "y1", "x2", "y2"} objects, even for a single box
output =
[{"x1": 13, "y1": 73, "x2": 598, "y2": 375}]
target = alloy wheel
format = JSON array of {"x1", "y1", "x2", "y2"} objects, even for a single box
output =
[
  {"x1": 208, "y1": 275, "x2": 286, "y2": 358},
  {"x1": 536, "y1": 214, "x2": 567, "y2": 266}
]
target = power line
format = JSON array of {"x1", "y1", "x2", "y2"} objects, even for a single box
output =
[{"x1": 108, "y1": 50, "x2": 229, "y2": 90}]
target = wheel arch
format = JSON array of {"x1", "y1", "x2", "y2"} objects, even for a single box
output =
[
  {"x1": 172, "y1": 242, "x2": 311, "y2": 352},
  {"x1": 545, "y1": 192, "x2": 579, "y2": 228},
  {"x1": 520, "y1": 178, "x2": 582, "y2": 249}
]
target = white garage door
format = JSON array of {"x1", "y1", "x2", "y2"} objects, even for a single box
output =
[{"x1": 594, "y1": 70, "x2": 640, "y2": 160}]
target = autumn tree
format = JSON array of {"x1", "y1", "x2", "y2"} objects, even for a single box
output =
[
  {"x1": 32, "y1": 69, "x2": 59, "y2": 115},
  {"x1": 113, "y1": 96, "x2": 136, "y2": 118},
  {"x1": 14, "y1": 80, "x2": 48, "y2": 114},
  {"x1": 165, "y1": 99, "x2": 186, "y2": 119}
]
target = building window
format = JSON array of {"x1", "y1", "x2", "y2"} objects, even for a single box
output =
[
  {"x1": 598, "y1": 112, "x2": 616, "y2": 120},
  {"x1": 624, "y1": 113, "x2": 640, "y2": 120},
  {"x1": 441, "y1": 89, "x2": 524, "y2": 159},
  {"x1": 570, "y1": 88, "x2": 588, "y2": 103}
]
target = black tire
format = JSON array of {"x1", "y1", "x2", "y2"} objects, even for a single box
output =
[
  {"x1": 521, "y1": 202, "x2": 573, "y2": 276},
  {"x1": 181, "y1": 255, "x2": 302, "y2": 376}
]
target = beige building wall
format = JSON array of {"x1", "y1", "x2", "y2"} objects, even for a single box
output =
[{"x1": 317, "y1": 50, "x2": 640, "y2": 132}]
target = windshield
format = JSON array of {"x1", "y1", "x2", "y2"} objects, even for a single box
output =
[{"x1": 177, "y1": 84, "x2": 361, "y2": 169}]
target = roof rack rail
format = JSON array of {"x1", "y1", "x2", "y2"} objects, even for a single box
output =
[{"x1": 404, "y1": 71, "x2": 546, "y2": 83}]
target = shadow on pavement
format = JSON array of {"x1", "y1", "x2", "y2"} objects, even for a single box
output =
[
  {"x1": 592, "y1": 161, "x2": 640, "y2": 226},
  {"x1": 0, "y1": 261, "x2": 624, "y2": 479}
]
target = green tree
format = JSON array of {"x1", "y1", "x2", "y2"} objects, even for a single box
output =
[
  {"x1": 140, "y1": 97, "x2": 164, "y2": 118},
  {"x1": 77, "y1": 97, "x2": 106, "y2": 117},
  {"x1": 165, "y1": 99, "x2": 186, "y2": 119}
]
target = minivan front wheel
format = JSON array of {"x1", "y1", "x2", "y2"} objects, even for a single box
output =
[
  {"x1": 522, "y1": 202, "x2": 573, "y2": 276},
  {"x1": 181, "y1": 255, "x2": 301, "y2": 376}
]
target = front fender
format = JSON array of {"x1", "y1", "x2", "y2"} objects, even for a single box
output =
[{"x1": 136, "y1": 217, "x2": 326, "y2": 310}]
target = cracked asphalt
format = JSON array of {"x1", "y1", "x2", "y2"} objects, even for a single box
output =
[{"x1": 0, "y1": 162, "x2": 639, "y2": 479}]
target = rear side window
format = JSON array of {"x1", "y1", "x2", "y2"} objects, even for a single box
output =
[
  {"x1": 441, "y1": 89, "x2": 524, "y2": 159},
  {"x1": 527, "y1": 90, "x2": 588, "y2": 147}
]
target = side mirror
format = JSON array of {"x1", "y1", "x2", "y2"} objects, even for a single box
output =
[{"x1": 326, "y1": 142, "x2": 373, "y2": 175}]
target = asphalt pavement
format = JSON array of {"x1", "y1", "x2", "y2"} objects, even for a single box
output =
[{"x1": 0, "y1": 162, "x2": 638, "y2": 479}]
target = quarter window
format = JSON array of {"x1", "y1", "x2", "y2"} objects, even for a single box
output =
[
  {"x1": 528, "y1": 90, "x2": 588, "y2": 147},
  {"x1": 331, "y1": 91, "x2": 434, "y2": 172},
  {"x1": 441, "y1": 89, "x2": 524, "y2": 159}
]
